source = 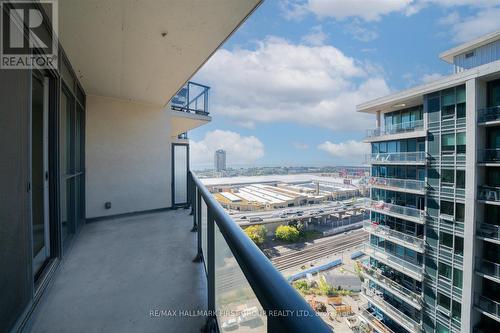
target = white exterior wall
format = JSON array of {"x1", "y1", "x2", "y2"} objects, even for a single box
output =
[
  {"x1": 454, "y1": 40, "x2": 500, "y2": 73},
  {"x1": 85, "y1": 95, "x2": 172, "y2": 218}
]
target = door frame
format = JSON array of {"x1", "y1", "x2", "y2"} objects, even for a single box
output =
[{"x1": 171, "y1": 143, "x2": 190, "y2": 207}]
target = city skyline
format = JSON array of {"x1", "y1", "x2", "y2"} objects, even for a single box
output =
[{"x1": 189, "y1": 0, "x2": 500, "y2": 169}]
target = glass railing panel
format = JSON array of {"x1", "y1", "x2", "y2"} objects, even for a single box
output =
[
  {"x1": 170, "y1": 81, "x2": 210, "y2": 115},
  {"x1": 359, "y1": 306, "x2": 396, "y2": 333},
  {"x1": 363, "y1": 243, "x2": 423, "y2": 279},
  {"x1": 477, "y1": 223, "x2": 500, "y2": 240},
  {"x1": 478, "y1": 149, "x2": 500, "y2": 163},
  {"x1": 363, "y1": 221, "x2": 424, "y2": 251},
  {"x1": 364, "y1": 199, "x2": 425, "y2": 222},
  {"x1": 478, "y1": 186, "x2": 500, "y2": 202},
  {"x1": 475, "y1": 293, "x2": 500, "y2": 318},
  {"x1": 478, "y1": 106, "x2": 500, "y2": 123},
  {"x1": 215, "y1": 223, "x2": 267, "y2": 332},
  {"x1": 366, "y1": 152, "x2": 427, "y2": 164},
  {"x1": 368, "y1": 177, "x2": 426, "y2": 192},
  {"x1": 476, "y1": 258, "x2": 500, "y2": 279},
  {"x1": 366, "y1": 120, "x2": 424, "y2": 138}
]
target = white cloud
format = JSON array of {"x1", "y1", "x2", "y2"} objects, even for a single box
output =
[
  {"x1": 302, "y1": 25, "x2": 327, "y2": 46},
  {"x1": 439, "y1": 8, "x2": 500, "y2": 43},
  {"x1": 421, "y1": 73, "x2": 443, "y2": 83},
  {"x1": 293, "y1": 142, "x2": 309, "y2": 150},
  {"x1": 318, "y1": 140, "x2": 369, "y2": 164},
  {"x1": 195, "y1": 37, "x2": 390, "y2": 131},
  {"x1": 344, "y1": 20, "x2": 379, "y2": 42},
  {"x1": 190, "y1": 130, "x2": 264, "y2": 167},
  {"x1": 306, "y1": 0, "x2": 414, "y2": 21}
]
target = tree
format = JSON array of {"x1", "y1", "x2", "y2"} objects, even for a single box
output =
[
  {"x1": 244, "y1": 225, "x2": 266, "y2": 246},
  {"x1": 275, "y1": 225, "x2": 300, "y2": 243}
]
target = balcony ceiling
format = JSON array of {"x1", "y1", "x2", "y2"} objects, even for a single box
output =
[{"x1": 58, "y1": 0, "x2": 261, "y2": 106}]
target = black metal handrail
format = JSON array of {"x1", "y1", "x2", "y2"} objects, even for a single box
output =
[{"x1": 189, "y1": 171, "x2": 331, "y2": 333}]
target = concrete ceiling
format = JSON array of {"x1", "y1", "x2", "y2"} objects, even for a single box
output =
[{"x1": 58, "y1": 0, "x2": 261, "y2": 106}]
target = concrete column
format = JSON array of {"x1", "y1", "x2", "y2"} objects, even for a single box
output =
[{"x1": 376, "y1": 110, "x2": 381, "y2": 128}]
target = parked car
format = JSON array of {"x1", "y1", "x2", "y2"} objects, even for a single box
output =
[
  {"x1": 238, "y1": 307, "x2": 259, "y2": 324},
  {"x1": 221, "y1": 318, "x2": 238, "y2": 331},
  {"x1": 240, "y1": 216, "x2": 247, "y2": 219},
  {"x1": 249, "y1": 217, "x2": 263, "y2": 222}
]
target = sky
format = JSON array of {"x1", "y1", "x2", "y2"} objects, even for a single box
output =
[{"x1": 189, "y1": 0, "x2": 500, "y2": 169}]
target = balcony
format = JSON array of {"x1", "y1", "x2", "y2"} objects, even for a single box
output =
[
  {"x1": 478, "y1": 106, "x2": 500, "y2": 125},
  {"x1": 476, "y1": 258, "x2": 500, "y2": 283},
  {"x1": 358, "y1": 306, "x2": 395, "y2": 333},
  {"x1": 477, "y1": 223, "x2": 500, "y2": 243},
  {"x1": 361, "y1": 263, "x2": 422, "y2": 309},
  {"x1": 364, "y1": 199, "x2": 426, "y2": 224},
  {"x1": 368, "y1": 177, "x2": 426, "y2": 194},
  {"x1": 478, "y1": 186, "x2": 500, "y2": 205},
  {"x1": 475, "y1": 294, "x2": 500, "y2": 323},
  {"x1": 363, "y1": 243, "x2": 424, "y2": 282},
  {"x1": 478, "y1": 149, "x2": 500, "y2": 165},
  {"x1": 361, "y1": 286, "x2": 422, "y2": 333},
  {"x1": 366, "y1": 152, "x2": 427, "y2": 165},
  {"x1": 363, "y1": 221, "x2": 424, "y2": 253},
  {"x1": 365, "y1": 120, "x2": 426, "y2": 142},
  {"x1": 170, "y1": 81, "x2": 212, "y2": 136}
]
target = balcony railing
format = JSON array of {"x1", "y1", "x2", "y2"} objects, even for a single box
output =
[
  {"x1": 477, "y1": 223, "x2": 500, "y2": 241},
  {"x1": 366, "y1": 152, "x2": 427, "y2": 165},
  {"x1": 362, "y1": 286, "x2": 422, "y2": 333},
  {"x1": 359, "y1": 306, "x2": 395, "y2": 333},
  {"x1": 171, "y1": 81, "x2": 210, "y2": 115},
  {"x1": 366, "y1": 120, "x2": 424, "y2": 139},
  {"x1": 478, "y1": 149, "x2": 500, "y2": 164},
  {"x1": 363, "y1": 243, "x2": 424, "y2": 281},
  {"x1": 189, "y1": 172, "x2": 331, "y2": 333},
  {"x1": 361, "y1": 263, "x2": 422, "y2": 308},
  {"x1": 475, "y1": 293, "x2": 500, "y2": 320},
  {"x1": 476, "y1": 258, "x2": 500, "y2": 280},
  {"x1": 478, "y1": 106, "x2": 500, "y2": 124},
  {"x1": 363, "y1": 221, "x2": 424, "y2": 252},
  {"x1": 368, "y1": 177, "x2": 426, "y2": 193},
  {"x1": 478, "y1": 186, "x2": 500, "y2": 202},
  {"x1": 364, "y1": 199, "x2": 425, "y2": 224}
]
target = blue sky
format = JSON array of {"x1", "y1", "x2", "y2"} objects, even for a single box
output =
[{"x1": 190, "y1": 0, "x2": 500, "y2": 169}]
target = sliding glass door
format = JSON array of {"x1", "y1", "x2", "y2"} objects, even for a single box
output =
[{"x1": 172, "y1": 144, "x2": 189, "y2": 206}]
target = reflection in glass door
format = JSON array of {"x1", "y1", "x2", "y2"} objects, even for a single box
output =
[
  {"x1": 32, "y1": 73, "x2": 50, "y2": 275},
  {"x1": 172, "y1": 144, "x2": 189, "y2": 206}
]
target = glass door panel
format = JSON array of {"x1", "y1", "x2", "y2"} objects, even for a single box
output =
[{"x1": 173, "y1": 144, "x2": 188, "y2": 205}]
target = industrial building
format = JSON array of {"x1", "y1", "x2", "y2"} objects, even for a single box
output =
[{"x1": 359, "y1": 30, "x2": 500, "y2": 333}]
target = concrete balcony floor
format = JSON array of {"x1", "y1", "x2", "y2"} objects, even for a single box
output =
[{"x1": 28, "y1": 209, "x2": 207, "y2": 333}]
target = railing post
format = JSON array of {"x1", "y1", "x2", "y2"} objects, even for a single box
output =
[
  {"x1": 207, "y1": 209, "x2": 217, "y2": 328},
  {"x1": 193, "y1": 189, "x2": 203, "y2": 263}
]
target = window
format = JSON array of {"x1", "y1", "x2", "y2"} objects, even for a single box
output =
[
  {"x1": 456, "y1": 132, "x2": 466, "y2": 154},
  {"x1": 453, "y1": 268, "x2": 463, "y2": 288},
  {"x1": 440, "y1": 200, "x2": 454, "y2": 216},
  {"x1": 440, "y1": 232, "x2": 454, "y2": 248},
  {"x1": 441, "y1": 169, "x2": 454, "y2": 184},
  {"x1": 455, "y1": 236, "x2": 464, "y2": 255},
  {"x1": 452, "y1": 300, "x2": 461, "y2": 320},
  {"x1": 456, "y1": 170, "x2": 465, "y2": 189},
  {"x1": 442, "y1": 134, "x2": 455, "y2": 153},
  {"x1": 437, "y1": 292, "x2": 451, "y2": 310},
  {"x1": 436, "y1": 323, "x2": 450, "y2": 333},
  {"x1": 442, "y1": 88, "x2": 455, "y2": 119},
  {"x1": 488, "y1": 79, "x2": 500, "y2": 107},
  {"x1": 455, "y1": 203, "x2": 465, "y2": 222},
  {"x1": 465, "y1": 51, "x2": 474, "y2": 58},
  {"x1": 457, "y1": 102, "x2": 466, "y2": 118},
  {"x1": 438, "y1": 262, "x2": 452, "y2": 279}
]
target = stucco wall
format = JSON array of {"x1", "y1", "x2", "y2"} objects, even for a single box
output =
[{"x1": 85, "y1": 95, "x2": 171, "y2": 218}]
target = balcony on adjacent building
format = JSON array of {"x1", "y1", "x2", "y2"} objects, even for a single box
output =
[
  {"x1": 365, "y1": 120, "x2": 426, "y2": 142},
  {"x1": 475, "y1": 294, "x2": 500, "y2": 323},
  {"x1": 478, "y1": 186, "x2": 500, "y2": 204},
  {"x1": 363, "y1": 221, "x2": 424, "y2": 253},
  {"x1": 361, "y1": 263, "x2": 422, "y2": 309},
  {"x1": 478, "y1": 149, "x2": 500, "y2": 165},
  {"x1": 476, "y1": 258, "x2": 500, "y2": 283},
  {"x1": 358, "y1": 306, "x2": 396, "y2": 333},
  {"x1": 477, "y1": 223, "x2": 500, "y2": 243},
  {"x1": 478, "y1": 106, "x2": 500, "y2": 125},
  {"x1": 368, "y1": 177, "x2": 426, "y2": 194},
  {"x1": 364, "y1": 199, "x2": 426, "y2": 224},
  {"x1": 361, "y1": 285, "x2": 422, "y2": 333},
  {"x1": 363, "y1": 243, "x2": 424, "y2": 282},
  {"x1": 366, "y1": 152, "x2": 427, "y2": 165}
]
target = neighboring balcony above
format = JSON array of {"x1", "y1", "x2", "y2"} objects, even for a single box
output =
[
  {"x1": 361, "y1": 263, "x2": 423, "y2": 309},
  {"x1": 478, "y1": 149, "x2": 500, "y2": 166},
  {"x1": 363, "y1": 221, "x2": 424, "y2": 253},
  {"x1": 368, "y1": 177, "x2": 427, "y2": 195},
  {"x1": 170, "y1": 81, "x2": 212, "y2": 137},
  {"x1": 361, "y1": 285, "x2": 422, "y2": 333},
  {"x1": 364, "y1": 120, "x2": 426, "y2": 143},
  {"x1": 475, "y1": 258, "x2": 500, "y2": 284},
  {"x1": 477, "y1": 223, "x2": 500, "y2": 244},
  {"x1": 475, "y1": 293, "x2": 500, "y2": 324},
  {"x1": 366, "y1": 152, "x2": 427, "y2": 165},
  {"x1": 478, "y1": 106, "x2": 500, "y2": 126},
  {"x1": 365, "y1": 199, "x2": 426, "y2": 224},
  {"x1": 478, "y1": 186, "x2": 500, "y2": 205},
  {"x1": 363, "y1": 243, "x2": 424, "y2": 282}
]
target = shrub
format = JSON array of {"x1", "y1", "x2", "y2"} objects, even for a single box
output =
[
  {"x1": 293, "y1": 279, "x2": 309, "y2": 292},
  {"x1": 275, "y1": 225, "x2": 300, "y2": 243},
  {"x1": 244, "y1": 225, "x2": 266, "y2": 246}
]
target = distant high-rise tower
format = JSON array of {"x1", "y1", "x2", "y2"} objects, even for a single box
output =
[{"x1": 214, "y1": 149, "x2": 226, "y2": 172}]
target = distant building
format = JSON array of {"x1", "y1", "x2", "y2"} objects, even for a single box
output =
[{"x1": 214, "y1": 149, "x2": 226, "y2": 172}]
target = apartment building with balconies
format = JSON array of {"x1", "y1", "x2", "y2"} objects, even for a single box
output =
[{"x1": 358, "y1": 30, "x2": 500, "y2": 333}]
